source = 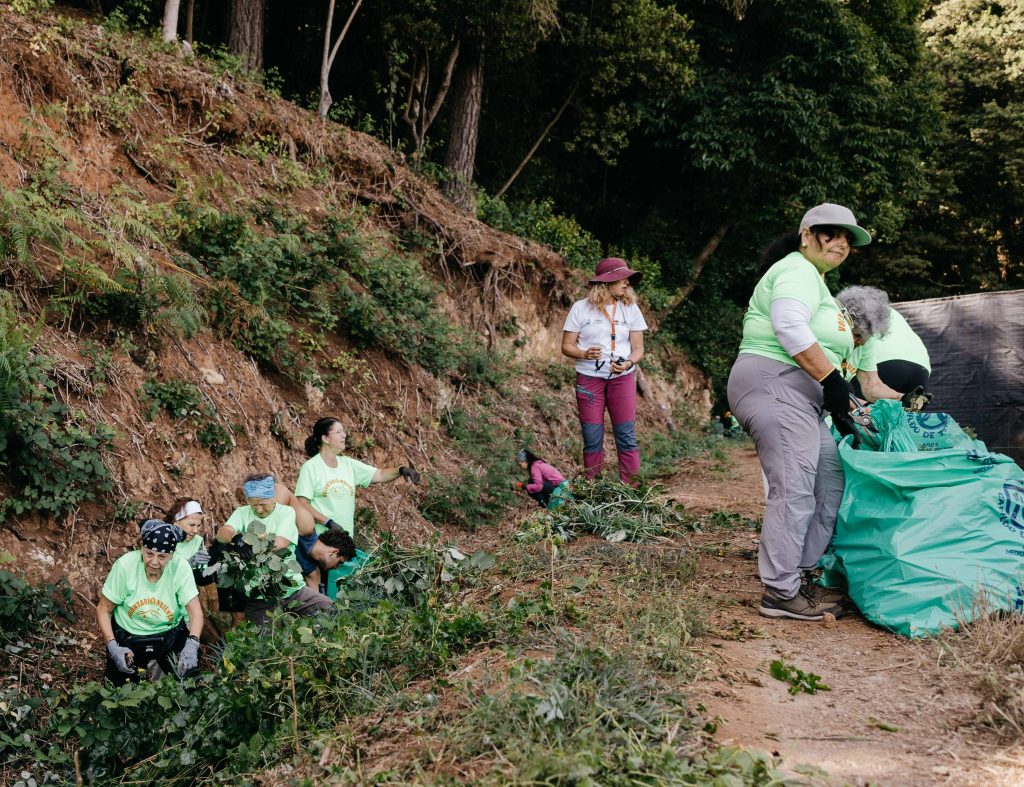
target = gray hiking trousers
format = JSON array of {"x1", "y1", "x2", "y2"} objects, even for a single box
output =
[
  {"x1": 245, "y1": 586, "x2": 335, "y2": 626},
  {"x1": 727, "y1": 353, "x2": 844, "y2": 598}
]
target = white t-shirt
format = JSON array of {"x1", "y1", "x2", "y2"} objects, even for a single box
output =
[{"x1": 563, "y1": 299, "x2": 649, "y2": 378}]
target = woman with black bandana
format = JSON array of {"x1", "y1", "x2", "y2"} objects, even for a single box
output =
[{"x1": 96, "y1": 519, "x2": 204, "y2": 685}]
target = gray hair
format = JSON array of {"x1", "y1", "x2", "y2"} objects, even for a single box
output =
[{"x1": 835, "y1": 286, "x2": 891, "y2": 338}]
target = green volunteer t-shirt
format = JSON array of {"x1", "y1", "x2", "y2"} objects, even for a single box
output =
[
  {"x1": 175, "y1": 535, "x2": 204, "y2": 562},
  {"x1": 872, "y1": 309, "x2": 931, "y2": 372},
  {"x1": 225, "y1": 503, "x2": 305, "y2": 595},
  {"x1": 738, "y1": 252, "x2": 854, "y2": 370},
  {"x1": 295, "y1": 454, "x2": 377, "y2": 536},
  {"x1": 102, "y1": 551, "x2": 198, "y2": 636},
  {"x1": 841, "y1": 337, "x2": 879, "y2": 381}
]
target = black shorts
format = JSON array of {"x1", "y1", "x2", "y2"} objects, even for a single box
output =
[
  {"x1": 851, "y1": 360, "x2": 930, "y2": 397},
  {"x1": 217, "y1": 586, "x2": 248, "y2": 613}
]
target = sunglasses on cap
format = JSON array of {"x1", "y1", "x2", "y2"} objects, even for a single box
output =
[{"x1": 812, "y1": 225, "x2": 854, "y2": 244}]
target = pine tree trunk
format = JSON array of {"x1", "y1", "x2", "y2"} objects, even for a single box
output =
[
  {"x1": 442, "y1": 37, "x2": 485, "y2": 214},
  {"x1": 228, "y1": 0, "x2": 265, "y2": 72},
  {"x1": 185, "y1": 0, "x2": 195, "y2": 44}
]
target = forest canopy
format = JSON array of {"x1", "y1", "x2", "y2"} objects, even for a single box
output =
[{"x1": 60, "y1": 0, "x2": 1024, "y2": 397}]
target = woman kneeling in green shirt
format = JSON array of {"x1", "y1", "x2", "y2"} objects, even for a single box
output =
[
  {"x1": 97, "y1": 520, "x2": 203, "y2": 685},
  {"x1": 215, "y1": 472, "x2": 335, "y2": 625}
]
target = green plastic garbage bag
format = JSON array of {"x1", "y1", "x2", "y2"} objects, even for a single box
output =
[
  {"x1": 326, "y1": 548, "x2": 372, "y2": 600},
  {"x1": 821, "y1": 424, "x2": 1024, "y2": 637},
  {"x1": 839, "y1": 400, "x2": 981, "y2": 453}
]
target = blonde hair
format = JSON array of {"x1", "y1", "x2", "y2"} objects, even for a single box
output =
[{"x1": 587, "y1": 282, "x2": 637, "y2": 309}]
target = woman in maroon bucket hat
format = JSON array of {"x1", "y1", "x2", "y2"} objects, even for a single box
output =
[{"x1": 560, "y1": 257, "x2": 648, "y2": 485}]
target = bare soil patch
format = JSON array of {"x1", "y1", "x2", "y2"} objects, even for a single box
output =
[{"x1": 669, "y1": 443, "x2": 1024, "y2": 786}]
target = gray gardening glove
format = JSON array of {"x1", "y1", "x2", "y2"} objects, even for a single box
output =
[
  {"x1": 106, "y1": 640, "x2": 135, "y2": 674},
  {"x1": 177, "y1": 637, "x2": 200, "y2": 676},
  {"x1": 187, "y1": 548, "x2": 211, "y2": 569}
]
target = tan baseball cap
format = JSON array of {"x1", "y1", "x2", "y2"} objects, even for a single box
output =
[{"x1": 799, "y1": 203, "x2": 871, "y2": 246}]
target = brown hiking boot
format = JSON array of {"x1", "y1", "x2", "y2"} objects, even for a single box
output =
[
  {"x1": 801, "y1": 571, "x2": 850, "y2": 608},
  {"x1": 758, "y1": 586, "x2": 842, "y2": 621}
]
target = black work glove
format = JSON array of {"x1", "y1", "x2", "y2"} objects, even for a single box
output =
[
  {"x1": 399, "y1": 464, "x2": 421, "y2": 485},
  {"x1": 832, "y1": 412, "x2": 862, "y2": 449},
  {"x1": 820, "y1": 369, "x2": 861, "y2": 449},
  {"x1": 819, "y1": 369, "x2": 853, "y2": 417},
  {"x1": 229, "y1": 533, "x2": 254, "y2": 561},
  {"x1": 208, "y1": 540, "x2": 225, "y2": 563},
  {"x1": 901, "y1": 386, "x2": 932, "y2": 412},
  {"x1": 324, "y1": 518, "x2": 344, "y2": 533}
]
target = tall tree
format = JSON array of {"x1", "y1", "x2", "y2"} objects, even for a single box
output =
[
  {"x1": 318, "y1": 0, "x2": 365, "y2": 119},
  {"x1": 161, "y1": 0, "x2": 180, "y2": 43},
  {"x1": 442, "y1": 35, "x2": 485, "y2": 211},
  {"x1": 867, "y1": 0, "x2": 1024, "y2": 298},
  {"x1": 491, "y1": 0, "x2": 698, "y2": 198},
  {"x1": 229, "y1": 0, "x2": 265, "y2": 72},
  {"x1": 437, "y1": 0, "x2": 558, "y2": 212}
]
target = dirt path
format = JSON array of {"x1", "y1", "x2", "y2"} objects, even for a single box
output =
[{"x1": 665, "y1": 443, "x2": 1024, "y2": 786}]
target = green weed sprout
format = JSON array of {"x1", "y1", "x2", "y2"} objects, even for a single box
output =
[{"x1": 769, "y1": 658, "x2": 831, "y2": 695}]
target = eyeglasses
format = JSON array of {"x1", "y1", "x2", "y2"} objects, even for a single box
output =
[
  {"x1": 813, "y1": 225, "x2": 853, "y2": 244},
  {"x1": 835, "y1": 299, "x2": 855, "y2": 332}
]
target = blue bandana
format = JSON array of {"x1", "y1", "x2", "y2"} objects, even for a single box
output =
[
  {"x1": 139, "y1": 519, "x2": 185, "y2": 553},
  {"x1": 243, "y1": 475, "x2": 276, "y2": 500}
]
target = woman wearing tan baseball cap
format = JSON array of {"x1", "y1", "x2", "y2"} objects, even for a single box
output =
[{"x1": 726, "y1": 203, "x2": 873, "y2": 622}]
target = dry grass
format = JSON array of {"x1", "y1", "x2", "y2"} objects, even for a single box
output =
[{"x1": 937, "y1": 602, "x2": 1024, "y2": 738}]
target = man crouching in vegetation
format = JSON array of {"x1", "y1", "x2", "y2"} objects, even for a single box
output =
[{"x1": 215, "y1": 473, "x2": 335, "y2": 626}]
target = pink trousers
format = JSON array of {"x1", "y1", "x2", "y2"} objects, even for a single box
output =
[{"x1": 575, "y1": 372, "x2": 640, "y2": 485}]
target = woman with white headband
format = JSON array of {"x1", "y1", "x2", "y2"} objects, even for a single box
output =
[{"x1": 165, "y1": 498, "x2": 215, "y2": 585}]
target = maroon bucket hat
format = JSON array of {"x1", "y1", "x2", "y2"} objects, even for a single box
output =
[{"x1": 588, "y1": 257, "x2": 643, "y2": 285}]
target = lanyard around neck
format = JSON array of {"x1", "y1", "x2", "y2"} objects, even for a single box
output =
[{"x1": 600, "y1": 301, "x2": 617, "y2": 353}]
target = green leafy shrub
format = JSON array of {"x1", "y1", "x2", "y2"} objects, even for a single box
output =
[
  {"x1": 41, "y1": 594, "x2": 490, "y2": 782},
  {"x1": 542, "y1": 362, "x2": 574, "y2": 390},
  {"x1": 334, "y1": 251, "x2": 455, "y2": 374},
  {"x1": 0, "y1": 566, "x2": 73, "y2": 644},
  {"x1": 419, "y1": 407, "x2": 518, "y2": 529},
  {"x1": 346, "y1": 532, "x2": 495, "y2": 606},
  {"x1": 175, "y1": 202, "x2": 459, "y2": 377},
  {"x1": 451, "y1": 337, "x2": 509, "y2": 389},
  {"x1": 478, "y1": 195, "x2": 602, "y2": 271},
  {"x1": 141, "y1": 379, "x2": 203, "y2": 420},
  {"x1": 639, "y1": 426, "x2": 723, "y2": 479},
  {"x1": 196, "y1": 421, "x2": 234, "y2": 458},
  {"x1": 209, "y1": 520, "x2": 302, "y2": 600},
  {"x1": 0, "y1": 298, "x2": 114, "y2": 521},
  {"x1": 140, "y1": 379, "x2": 235, "y2": 457}
]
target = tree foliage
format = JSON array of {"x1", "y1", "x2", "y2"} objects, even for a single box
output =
[
  {"x1": 856, "y1": 0, "x2": 1024, "y2": 298},
  {"x1": 36, "y1": 0, "x2": 1024, "y2": 399}
]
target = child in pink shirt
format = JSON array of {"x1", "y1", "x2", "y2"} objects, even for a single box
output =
[{"x1": 516, "y1": 449, "x2": 572, "y2": 509}]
